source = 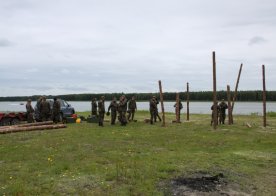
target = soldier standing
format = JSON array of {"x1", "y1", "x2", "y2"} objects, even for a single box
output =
[
  {"x1": 98, "y1": 96, "x2": 105, "y2": 126},
  {"x1": 52, "y1": 98, "x2": 61, "y2": 123},
  {"x1": 107, "y1": 97, "x2": 118, "y2": 125},
  {"x1": 26, "y1": 99, "x2": 34, "y2": 123},
  {"x1": 40, "y1": 97, "x2": 51, "y2": 122},
  {"x1": 155, "y1": 98, "x2": 162, "y2": 122},
  {"x1": 219, "y1": 99, "x2": 228, "y2": 124},
  {"x1": 174, "y1": 100, "x2": 183, "y2": 121},
  {"x1": 149, "y1": 96, "x2": 158, "y2": 124},
  {"x1": 36, "y1": 96, "x2": 43, "y2": 121},
  {"x1": 211, "y1": 103, "x2": 220, "y2": 126},
  {"x1": 118, "y1": 95, "x2": 128, "y2": 126},
  {"x1": 127, "y1": 96, "x2": 137, "y2": 121},
  {"x1": 91, "y1": 98, "x2": 98, "y2": 117}
]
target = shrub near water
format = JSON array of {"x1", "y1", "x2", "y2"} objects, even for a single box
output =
[{"x1": 0, "y1": 111, "x2": 276, "y2": 195}]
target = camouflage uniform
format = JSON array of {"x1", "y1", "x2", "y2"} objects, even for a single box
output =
[
  {"x1": 52, "y1": 98, "x2": 61, "y2": 123},
  {"x1": 149, "y1": 96, "x2": 158, "y2": 124},
  {"x1": 219, "y1": 100, "x2": 228, "y2": 124},
  {"x1": 211, "y1": 104, "x2": 220, "y2": 126},
  {"x1": 127, "y1": 97, "x2": 137, "y2": 121},
  {"x1": 91, "y1": 98, "x2": 98, "y2": 116},
  {"x1": 174, "y1": 100, "x2": 183, "y2": 121},
  {"x1": 26, "y1": 99, "x2": 34, "y2": 123},
  {"x1": 98, "y1": 96, "x2": 105, "y2": 126},
  {"x1": 36, "y1": 96, "x2": 43, "y2": 121},
  {"x1": 118, "y1": 95, "x2": 128, "y2": 126},
  {"x1": 108, "y1": 98, "x2": 118, "y2": 125},
  {"x1": 40, "y1": 97, "x2": 51, "y2": 122},
  {"x1": 155, "y1": 99, "x2": 162, "y2": 122}
]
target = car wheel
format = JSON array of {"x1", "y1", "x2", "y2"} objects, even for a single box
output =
[
  {"x1": 1, "y1": 118, "x2": 11, "y2": 126},
  {"x1": 11, "y1": 118, "x2": 20, "y2": 125}
]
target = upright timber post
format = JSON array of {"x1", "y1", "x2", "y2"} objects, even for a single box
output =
[
  {"x1": 212, "y1": 51, "x2": 218, "y2": 129},
  {"x1": 158, "y1": 80, "x2": 166, "y2": 127},
  {"x1": 186, "y1": 82, "x2": 190, "y2": 121},
  {"x1": 227, "y1": 85, "x2": 233, "y2": 125},
  {"x1": 176, "y1": 93, "x2": 180, "y2": 123},
  {"x1": 262, "y1": 65, "x2": 267, "y2": 127},
  {"x1": 232, "y1": 63, "x2": 243, "y2": 112}
]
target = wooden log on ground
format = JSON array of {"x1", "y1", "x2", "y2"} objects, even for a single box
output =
[
  {"x1": 0, "y1": 121, "x2": 54, "y2": 129},
  {"x1": 0, "y1": 124, "x2": 67, "y2": 134}
]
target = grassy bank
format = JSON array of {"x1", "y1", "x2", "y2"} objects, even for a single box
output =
[{"x1": 1, "y1": 112, "x2": 276, "y2": 195}]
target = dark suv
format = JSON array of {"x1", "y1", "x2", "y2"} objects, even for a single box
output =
[{"x1": 34, "y1": 99, "x2": 75, "y2": 121}]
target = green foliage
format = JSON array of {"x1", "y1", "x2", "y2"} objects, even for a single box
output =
[
  {"x1": 0, "y1": 112, "x2": 276, "y2": 195},
  {"x1": 0, "y1": 90, "x2": 276, "y2": 101}
]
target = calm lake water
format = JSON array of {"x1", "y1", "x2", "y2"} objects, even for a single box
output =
[{"x1": 0, "y1": 101, "x2": 275, "y2": 115}]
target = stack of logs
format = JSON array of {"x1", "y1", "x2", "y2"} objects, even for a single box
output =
[{"x1": 0, "y1": 121, "x2": 67, "y2": 134}]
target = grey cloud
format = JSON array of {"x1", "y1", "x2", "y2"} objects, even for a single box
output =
[
  {"x1": 248, "y1": 36, "x2": 267, "y2": 46},
  {"x1": 0, "y1": 39, "x2": 12, "y2": 47}
]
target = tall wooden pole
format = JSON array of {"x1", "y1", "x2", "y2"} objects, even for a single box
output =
[
  {"x1": 232, "y1": 63, "x2": 243, "y2": 112},
  {"x1": 227, "y1": 85, "x2": 233, "y2": 125},
  {"x1": 212, "y1": 51, "x2": 218, "y2": 129},
  {"x1": 186, "y1": 82, "x2": 190, "y2": 121},
  {"x1": 262, "y1": 65, "x2": 267, "y2": 127},
  {"x1": 158, "y1": 80, "x2": 166, "y2": 127},
  {"x1": 176, "y1": 93, "x2": 180, "y2": 123}
]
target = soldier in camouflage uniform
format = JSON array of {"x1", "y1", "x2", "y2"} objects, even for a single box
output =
[
  {"x1": 149, "y1": 96, "x2": 158, "y2": 124},
  {"x1": 174, "y1": 99, "x2": 183, "y2": 121},
  {"x1": 154, "y1": 98, "x2": 162, "y2": 122},
  {"x1": 219, "y1": 99, "x2": 228, "y2": 124},
  {"x1": 108, "y1": 97, "x2": 118, "y2": 125},
  {"x1": 118, "y1": 95, "x2": 128, "y2": 126},
  {"x1": 26, "y1": 99, "x2": 34, "y2": 123},
  {"x1": 127, "y1": 96, "x2": 137, "y2": 121},
  {"x1": 91, "y1": 98, "x2": 98, "y2": 117},
  {"x1": 40, "y1": 96, "x2": 51, "y2": 122},
  {"x1": 36, "y1": 96, "x2": 43, "y2": 121},
  {"x1": 52, "y1": 98, "x2": 61, "y2": 123},
  {"x1": 98, "y1": 96, "x2": 105, "y2": 126},
  {"x1": 211, "y1": 103, "x2": 220, "y2": 126}
]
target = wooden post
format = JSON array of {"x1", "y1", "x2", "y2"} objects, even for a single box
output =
[
  {"x1": 212, "y1": 51, "x2": 218, "y2": 129},
  {"x1": 176, "y1": 92, "x2": 180, "y2": 123},
  {"x1": 262, "y1": 65, "x2": 267, "y2": 127},
  {"x1": 186, "y1": 82, "x2": 190, "y2": 121},
  {"x1": 158, "y1": 80, "x2": 166, "y2": 127},
  {"x1": 227, "y1": 85, "x2": 233, "y2": 125},
  {"x1": 232, "y1": 63, "x2": 243, "y2": 112}
]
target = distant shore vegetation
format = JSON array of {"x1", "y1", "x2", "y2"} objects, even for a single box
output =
[{"x1": 0, "y1": 90, "x2": 276, "y2": 102}]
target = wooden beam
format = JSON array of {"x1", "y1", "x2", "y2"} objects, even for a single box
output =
[
  {"x1": 176, "y1": 92, "x2": 180, "y2": 123},
  {"x1": 186, "y1": 82, "x2": 190, "y2": 121},
  {"x1": 262, "y1": 65, "x2": 267, "y2": 127},
  {"x1": 227, "y1": 85, "x2": 233, "y2": 125},
  {"x1": 158, "y1": 80, "x2": 166, "y2": 127},
  {"x1": 212, "y1": 51, "x2": 218, "y2": 129},
  {"x1": 232, "y1": 63, "x2": 243, "y2": 112}
]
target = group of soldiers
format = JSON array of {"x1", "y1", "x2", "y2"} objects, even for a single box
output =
[
  {"x1": 91, "y1": 95, "x2": 137, "y2": 126},
  {"x1": 25, "y1": 96, "x2": 61, "y2": 123},
  {"x1": 25, "y1": 95, "x2": 228, "y2": 126},
  {"x1": 211, "y1": 99, "x2": 228, "y2": 125}
]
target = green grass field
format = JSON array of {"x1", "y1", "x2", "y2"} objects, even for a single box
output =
[{"x1": 1, "y1": 111, "x2": 275, "y2": 195}]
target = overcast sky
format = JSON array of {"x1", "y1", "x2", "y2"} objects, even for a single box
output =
[{"x1": 0, "y1": 0, "x2": 275, "y2": 96}]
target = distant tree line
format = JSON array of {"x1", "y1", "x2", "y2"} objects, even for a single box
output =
[{"x1": 0, "y1": 91, "x2": 276, "y2": 102}]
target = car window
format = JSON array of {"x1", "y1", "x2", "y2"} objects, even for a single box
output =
[{"x1": 59, "y1": 100, "x2": 65, "y2": 107}]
